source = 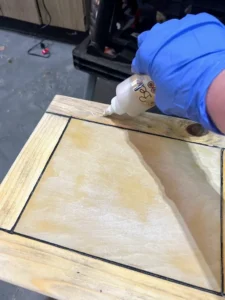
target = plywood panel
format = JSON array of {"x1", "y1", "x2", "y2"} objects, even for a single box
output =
[
  {"x1": 37, "y1": 0, "x2": 87, "y2": 31},
  {"x1": 0, "y1": 0, "x2": 41, "y2": 24},
  {"x1": 16, "y1": 118, "x2": 221, "y2": 291},
  {"x1": 0, "y1": 231, "x2": 221, "y2": 300},
  {"x1": 0, "y1": 114, "x2": 69, "y2": 230},
  {"x1": 48, "y1": 95, "x2": 225, "y2": 148}
]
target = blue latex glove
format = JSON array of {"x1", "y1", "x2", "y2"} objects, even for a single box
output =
[{"x1": 132, "y1": 13, "x2": 225, "y2": 133}]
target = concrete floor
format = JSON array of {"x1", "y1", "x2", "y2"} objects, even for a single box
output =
[{"x1": 0, "y1": 29, "x2": 117, "y2": 300}]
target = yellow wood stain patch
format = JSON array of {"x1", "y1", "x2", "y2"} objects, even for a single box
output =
[
  {"x1": 36, "y1": 220, "x2": 73, "y2": 234},
  {"x1": 16, "y1": 119, "x2": 221, "y2": 291},
  {"x1": 68, "y1": 120, "x2": 92, "y2": 150}
]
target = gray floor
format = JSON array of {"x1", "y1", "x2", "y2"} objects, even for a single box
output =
[{"x1": 0, "y1": 29, "x2": 117, "y2": 299}]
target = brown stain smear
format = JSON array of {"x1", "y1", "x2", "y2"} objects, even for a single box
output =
[{"x1": 127, "y1": 130, "x2": 221, "y2": 288}]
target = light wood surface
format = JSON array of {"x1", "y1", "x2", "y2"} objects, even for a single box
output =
[
  {"x1": 37, "y1": 0, "x2": 87, "y2": 31},
  {"x1": 0, "y1": 114, "x2": 69, "y2": 230},
  {"x1": 0, "y1": 231, "x2": 221, "y2": 300},
  {"x1": 16, "y1": 118, "x2": 221, "y2": 291},
  {"x1": 0, "y1": 95, "x2": 225, "y2": 299},
  {"x1": 0, "y1": 0, "x2": 41, "y2": 24},
  {"x1": 48, "y1": 95, "x2": 225, "y2": 148}
]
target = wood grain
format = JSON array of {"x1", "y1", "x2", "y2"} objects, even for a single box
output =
[
  {"x1": 48, "y1": 95, "x2": 225, "y2": 148},
  {"x1": 16, "y1": 118, "x2": 221, "y2": 291},
  {"x1": 0, "y1": 95, "x2": 224, "y2": 299},
  {"x1": 37, "y1": 0, "x2": 87, "y2": 31},
  {"x1": 0, "y1": 114, "x2": 69, "y2": 230},
  {"x1": 0, "y1": 0, "x2": 41, "y2": 24},
  {"x1": 0, "y1": 231, "x2": 221, "y2": 300}
]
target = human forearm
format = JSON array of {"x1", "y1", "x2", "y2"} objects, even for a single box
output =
[{"x1": 206, "y1": 70, "x2": 225, "y2": 134}]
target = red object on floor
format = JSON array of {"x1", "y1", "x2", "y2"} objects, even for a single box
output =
[{"x1": 42, "y1": 48, "x2": 50, "y2": 55}]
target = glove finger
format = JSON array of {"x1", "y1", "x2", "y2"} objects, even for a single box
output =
[
  {"x1": 132, "y1": 31, "x2": 151, "y2": 74},
  {"x1": 137, "y1": 31, "x2": 149, "y2": 48},
  {"x1": 132, "y1": 45, "x2": 152, "y2": 74},
  {"x1": 132, "y1": 24, "x2": 165, "y2": 75}
]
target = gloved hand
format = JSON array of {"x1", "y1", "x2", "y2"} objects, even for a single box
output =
[{"x1": 132, "y1": 13, "x2": 225, "y2": 133}]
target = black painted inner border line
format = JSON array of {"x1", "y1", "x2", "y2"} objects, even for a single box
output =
[
  {"x1": 0, "y1": 112, "x2": 222, "y2": 297},
  {"x1": 6, "y1": 231, "x2": 221, "y2": 297},
  {"x1": 221, "y1": 149, "x2": 224, "y2": 295},
  {"x1": 46, "y1": 111, "x2": 224, "y2": 150},
  {"x1": 10, "y1": 117, "x2": 72, "y2": 232}
]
